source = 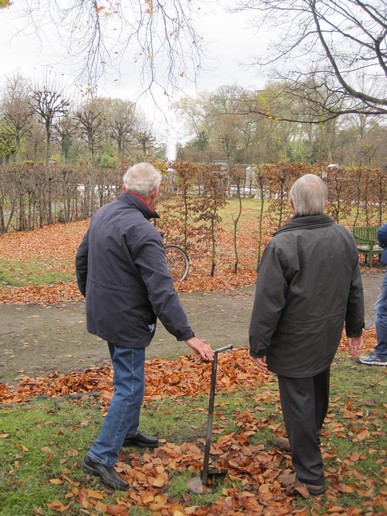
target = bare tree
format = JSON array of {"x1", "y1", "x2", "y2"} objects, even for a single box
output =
[
  {"x1": 14, "y1": 0, "x2": 204, "y2": 98},
  {"x1": 235, "y1": 0, "x2": 387, "y2": 119},
  {"x1": 134, "y1": 129, "x2": 156, "y2": 158},
  {"x1": 30, "y1": 79, "x2": 70, "y2": 165}
]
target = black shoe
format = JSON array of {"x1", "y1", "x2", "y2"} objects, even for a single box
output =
[
  {"x1": 122, "y1": 432, "x2": 158, "y2": 448},
  {"x1": 81, "y1": 455, "x2": 129, "y2": 491}
]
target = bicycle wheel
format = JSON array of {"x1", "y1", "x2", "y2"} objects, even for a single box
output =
[{"x1": 165, "y1": 245, "x2": 190, "y2": 282}]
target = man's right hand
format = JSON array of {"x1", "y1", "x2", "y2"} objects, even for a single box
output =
[
  {"x1": 348, "y1": 336, "x2": 363, "y2": 356},
  {"x1": 252, "y1": 356, "x2": 269, "y2": 372},
  {"x1": 185, "y1": 337, "x2": 214, "y2": 361}
]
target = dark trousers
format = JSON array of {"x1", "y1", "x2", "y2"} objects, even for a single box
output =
[{"x1": 277, "y1": 368, "x2": 330, "y2": 486}]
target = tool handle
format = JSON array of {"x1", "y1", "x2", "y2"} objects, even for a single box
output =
[
  {"x1": 214, "y1": 344, "x2": 233, "y2": 355},
  {"x1": 201, "y1": 344, "x2": 233, "y2": 486}
]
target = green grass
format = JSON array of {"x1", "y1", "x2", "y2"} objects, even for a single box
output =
[
  {"x1": 0, "y1": 258, "x2": 73, "y2": 289},
  {"x1": 0, "y1": 398, "x2": 102, "y2": 515},
  {"x1": 0, "y1": 354, "x2": 385, "y2": 515},
  {"x1": 219, "y1": 198, "x2": 270, "y2": 232}
]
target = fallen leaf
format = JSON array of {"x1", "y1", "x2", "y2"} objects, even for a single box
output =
[{"x1": 46, "y1": 500, "x2": 71, "y2": 513}]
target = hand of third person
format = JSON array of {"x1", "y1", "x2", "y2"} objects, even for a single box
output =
[{"x1": 185, "y1": 337, "x2": 214, "y2": 361}]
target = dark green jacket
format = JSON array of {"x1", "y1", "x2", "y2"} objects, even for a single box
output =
[{"x1": 249, "y1": 215, "x2": 364, "y2": 377}]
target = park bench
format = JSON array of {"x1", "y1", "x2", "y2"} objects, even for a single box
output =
[{"x1": 352, "y1": 225, "x2": 383, "y2": 268}]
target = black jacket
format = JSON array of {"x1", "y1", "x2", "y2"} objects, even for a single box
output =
[
  {"x1": 75, "y1": 191, "x2": 194, "y2": 347},
  {"x1": 249, "y1": 215, "x2": 364, "y2": 377}
]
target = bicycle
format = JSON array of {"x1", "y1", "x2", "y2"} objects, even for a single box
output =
[
  {"x1": 158, "y1": 231, "x2": 189, "y2": 282},
  {"x1": 164, "y1": 244, "x2": 190, "y2": 282}
]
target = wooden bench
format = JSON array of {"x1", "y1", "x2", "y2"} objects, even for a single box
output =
[{"x1": 352, "y1": 226, "x2": 383, "y2": 268}]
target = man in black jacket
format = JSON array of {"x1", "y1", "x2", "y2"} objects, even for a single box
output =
[
  {"x1": 76, "y1": 162, "x2": 214, "y2": 491},
  {"x1": 249, "y1": 174, "x2": 364, "y2": 496}
]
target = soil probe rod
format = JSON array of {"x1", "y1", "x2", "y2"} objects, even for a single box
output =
[{"x1": 189, "y1": 344, "x2": 233, "y2": 493}]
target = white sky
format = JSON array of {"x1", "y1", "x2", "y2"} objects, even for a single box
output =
[{"x1": 0, "y1": 3, "x2": 269, "y2": 155}]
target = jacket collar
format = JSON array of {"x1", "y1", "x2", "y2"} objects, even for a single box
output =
[
  {"x1": 274, "y1": 214, "x2": 335, "y2": 235},
  {"x1": 118, "y1": 191, "x2": 160, "y2": 220}
]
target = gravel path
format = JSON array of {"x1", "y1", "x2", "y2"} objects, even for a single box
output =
[{"x1": 0, "y1": 271, "x2": 384, "y2": 385}]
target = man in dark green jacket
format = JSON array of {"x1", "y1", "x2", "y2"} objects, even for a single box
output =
[
  {"x1": 249, "y1": 174, "x2": 364, "y2": 496},
  {"x1": 76, "y1": 162, "x2": 214, "y2": 491}
]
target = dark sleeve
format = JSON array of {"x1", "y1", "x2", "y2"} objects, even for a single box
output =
[
  {"x1": 378, "y1": 224, "x2": 387, "y2": 265},
  {"x1": 345, "y1": 258, "x2": 365, "y2": 337},
  {"x1": 377, "y1": 224, "x2": 387, "y2": 247},
  {"x1": 133, "y1": 235, "x2": 194, "y2": 341},
  {"x1": 75, "y1": 230, "x2": 89, "y2": 297},
  {"x1": 249, "y1": 243, "x2": 288, "y2": 358}
]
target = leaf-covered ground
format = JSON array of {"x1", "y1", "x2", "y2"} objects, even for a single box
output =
[
  {"x1": 1, "y1": 347, "x2": 386, "y2": 515},
  {"x1": 0, "y1": 217, "x2": 386, "y2": 514},
  {"x1": 0, "y1": 215, "x2": 265, "y2": 305}
]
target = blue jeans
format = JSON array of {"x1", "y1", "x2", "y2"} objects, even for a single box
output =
[
  {"x1": 375, "y1": 271, "x2": 387, "y2": 358},
  {"x1": 88, "y1": 344, "x2": 145, "y2": 466}
]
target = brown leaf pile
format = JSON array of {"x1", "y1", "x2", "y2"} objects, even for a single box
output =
[
  {"x1": 0, "y1": 326, "x2": 377, "y2": 404},
  {"x1": 0, "y1": 349, "x2": 273, "y2": 404}
]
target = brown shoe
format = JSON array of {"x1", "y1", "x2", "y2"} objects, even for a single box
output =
[
  {"x1": 275, "y1": 436, "x2": 291, "y2": 452},
  {"x1": 278, "y1": 472, "x2": 326, "y2": 497}
]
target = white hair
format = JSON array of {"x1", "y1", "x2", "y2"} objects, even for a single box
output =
[
  {"x1": 123, "y1": 162, "x2": 162, "y2": 198},
  {"x1": 289, "y1": 174, "x2": 328, "y2": 216}
]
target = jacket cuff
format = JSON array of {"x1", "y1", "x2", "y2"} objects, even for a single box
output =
[
  {"x1": 346, "y1": 330, "x2": 363, "y2": 338},
  {"x1": 345, "y1": 321, "x2": 364, "y2": 338},
  {"x1": 178, "y1": 330, "x2": 195, "y2": 342},
  {"x1": 250, "y1": 349, "x2": 266, "y2": 359}
]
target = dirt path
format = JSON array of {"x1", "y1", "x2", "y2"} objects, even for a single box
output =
[{"x1": 0, "y1": 272, "x2": 383, "y2": 385}]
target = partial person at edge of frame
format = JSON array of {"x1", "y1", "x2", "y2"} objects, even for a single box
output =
[
  {"x1": 76, "y1": 162, "x2": 214, "y2": 491},
  {"x1": 249, "y1": 173, "x2": 364, "y2": 497},
  {"x1": 359, "y1": 223, "x2": 387, "y2": 366}
]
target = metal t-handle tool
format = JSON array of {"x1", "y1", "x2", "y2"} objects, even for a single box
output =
[{"x1": 188, "y1": 344, "x2": 233, "y2": 493}]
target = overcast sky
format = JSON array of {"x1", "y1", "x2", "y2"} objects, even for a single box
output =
[{"x1": 0, "y1": 3, "x2": 268, "y2": 155}]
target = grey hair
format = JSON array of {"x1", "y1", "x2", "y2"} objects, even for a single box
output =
[
  {"x1": 123, "y1": 162, "x2": 162, "y2": 198},
  {"x1": 289, "y1": 174, "x2": 328, "y2": 216}
]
